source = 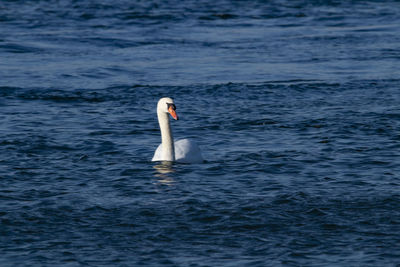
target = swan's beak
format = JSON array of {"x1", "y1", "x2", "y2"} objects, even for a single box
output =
[{"x1": 168, "y1": 106, "x2": 179, "y2": 120}]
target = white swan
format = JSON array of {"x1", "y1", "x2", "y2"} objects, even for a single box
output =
[{"x1": 152, "y1": 97, "x2": 203, "y2": 163}]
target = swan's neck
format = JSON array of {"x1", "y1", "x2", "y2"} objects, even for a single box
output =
[{"x1": 158, "y1": 110, "x2": 175, "y2": 161}]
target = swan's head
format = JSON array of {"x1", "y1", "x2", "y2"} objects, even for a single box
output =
[{"x1": 157, "y1": 97, "x2": 178, "y2": 120}]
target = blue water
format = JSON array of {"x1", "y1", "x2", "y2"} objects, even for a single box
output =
[{"x1": 1, "y1": 1, "x2": 400, "y2": 266}]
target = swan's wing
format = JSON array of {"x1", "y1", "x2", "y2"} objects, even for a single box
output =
[
  {"x1": 175, "y1": 139, "x2": 204, "y2": 163},
  {"x1": 152, "y1": 144, "x2": 163, "y2": 161}
]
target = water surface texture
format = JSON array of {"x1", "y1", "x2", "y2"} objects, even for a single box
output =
[{"x1": 1, "y1": 1, "x2": 400, "y2": 266}]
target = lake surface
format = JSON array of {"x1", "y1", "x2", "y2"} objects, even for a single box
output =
[{"x1": 1, "y1": 0, "x2": 400, "y2": 266}]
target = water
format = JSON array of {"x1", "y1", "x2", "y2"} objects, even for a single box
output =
[{"x1": 1, "y1": 1, "x2": 400, "y2": 266}]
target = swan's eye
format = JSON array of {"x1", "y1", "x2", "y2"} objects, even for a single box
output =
[{"x1": 167, "y1": 103, "x2": 176, "y2": 110}]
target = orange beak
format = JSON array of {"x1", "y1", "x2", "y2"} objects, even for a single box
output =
[{"x1": 168, "y1": 106, "x2": 179, "y2": 120}]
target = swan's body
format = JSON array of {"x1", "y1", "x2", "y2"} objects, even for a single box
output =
[
  {"x1": 152, "y1": 97, "x2": 203, "y2": 163},
  {"x1": 153, "y1": 139, "x2": 203, "y2": 163}
]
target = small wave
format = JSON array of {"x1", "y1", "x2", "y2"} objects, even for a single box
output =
[
  {"x1": 0, "y1": 43, "x2": 43, "y2": 54},
  {"x1": 199, "y1": 13, "x2": 238, "y2": 20},
  {"x1": 10, "y1": 89, "x2": 108, "y2": 103},
  {"x1": 0, "y1": 86, "x2": 19, "y2": 97}
]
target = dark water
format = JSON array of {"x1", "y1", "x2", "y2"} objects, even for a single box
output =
[{"x1": 1, "y1": 0, "x2": 400, "y2": 266}]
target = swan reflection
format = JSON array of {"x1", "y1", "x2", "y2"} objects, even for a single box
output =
[{"x1": 153, "y1": 162, "x2": 175, "y2": 185}]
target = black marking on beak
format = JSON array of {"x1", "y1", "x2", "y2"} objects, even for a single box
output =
[{"x1": 167, "y1": 103, "x2": 176, "y2": 110}]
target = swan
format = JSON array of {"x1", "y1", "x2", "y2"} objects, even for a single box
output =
[{"x1": 152, "y1": 97, "x2": 204, "y2": 163}]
